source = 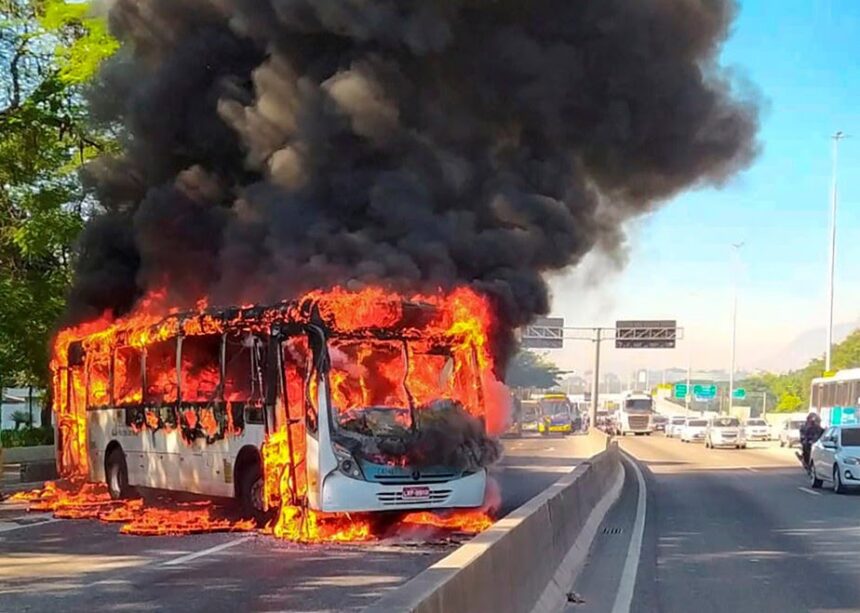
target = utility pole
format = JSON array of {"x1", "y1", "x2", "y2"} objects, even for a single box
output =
[
  {"x1": 685, "y1": 361, "x2": 691, "y2": 414},
  {"x1": 591, "y1": 329, "x2": 601, "y2": 428},
  {"x1": 826, "y1": 131, "x2": 846, "y2": 372},
  {"x1": 728, "y1": 242, "x2": 744, "y2": 414}
]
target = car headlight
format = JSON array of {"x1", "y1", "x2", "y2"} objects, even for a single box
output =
[
  {"x1": 332, "y1": 442, "x2": 364, "y2": 479},
  {"x1": 842, "y1": 456, "x2": 860, "y2": 465}
]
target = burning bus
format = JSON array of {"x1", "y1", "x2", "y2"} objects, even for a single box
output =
[{"x1": 51, "y1": 287, "x2": 503, "y2": 524}]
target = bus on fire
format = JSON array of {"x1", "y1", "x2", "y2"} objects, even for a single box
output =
[{"x1": 52, "y1": 289, "x2": 499, "y2": 522}]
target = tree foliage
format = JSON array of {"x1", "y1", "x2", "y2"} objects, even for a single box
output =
[
  {"x1": 505, "y1": 350, "x2": 565, "y2": 390},
  {"x1": 742, "y1": 328, "x2": 860, "y2": 413},
  {"x1": 0, "y1": 0, "x2": 115, "y2": 386}
]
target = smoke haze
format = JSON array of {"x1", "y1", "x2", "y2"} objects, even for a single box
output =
[{"x1": 68, "y1": 0, "x2": 759, "y2": 360}]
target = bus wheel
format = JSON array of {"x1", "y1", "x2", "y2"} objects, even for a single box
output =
[
  {"x1": 105, "y1": 448, "x2": 130, "y2": 500},
  {"x1": 238, "y1": 463, "x2": 266, "y2": 524}
]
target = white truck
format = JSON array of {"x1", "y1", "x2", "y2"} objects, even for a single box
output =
[{"x1": 615, "y1": 392, "x2": 655, "y2": 436}]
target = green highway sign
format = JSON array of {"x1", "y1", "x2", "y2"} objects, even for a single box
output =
[
  {"x1": 673, "y1": 383, "x2": 688, "y2": 399},
  {"x1": 732, "y1": 388, "x2": 746, "y2": 399},
  {"x1": 693, "y1": 384, "x2": 717, "y2": 399}
]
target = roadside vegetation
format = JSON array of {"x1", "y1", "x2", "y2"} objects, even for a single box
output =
[
  {"x1": 505, "y1": 350, "x2": 565, "y2": 390},
  {"x1": 0, "y1": 0, "x2": 116, "y2": 392},
  {"x1": 740, "y1": 328, "x2": 860, "y2": 412}
]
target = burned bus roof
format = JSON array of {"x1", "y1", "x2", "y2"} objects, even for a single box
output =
[{"x1": 64, "y1": 293, "x2": 458, "y2": 354}]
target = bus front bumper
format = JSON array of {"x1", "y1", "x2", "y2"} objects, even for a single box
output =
[
  {"x1": 318, "y1": 469, "x2": 487, "y2": 513},
  {"x1": 538, "y1": 422, "x2": 572, "y2": 433}
]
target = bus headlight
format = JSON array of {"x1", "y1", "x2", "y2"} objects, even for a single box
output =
[{"x1": 332, "y1": 442, "x2": 364, "y2": 480}]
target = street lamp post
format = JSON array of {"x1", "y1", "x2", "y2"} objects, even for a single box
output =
[
  {"x1": 728, "y1": 242, "x2": 744, "y2": 414},
  {"x1": 826, "y1": 131, "x2": 846, "y2": 373}
]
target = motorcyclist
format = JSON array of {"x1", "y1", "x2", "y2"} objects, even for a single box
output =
[{"x1": 799, "y1": 412, "x2": 824, "y2": 469}]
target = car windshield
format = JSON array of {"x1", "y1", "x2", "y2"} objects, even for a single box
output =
[
  {"x1": 712, "y1": 418, "x2": 739, "y2": 427},
  {"x1": 672, "y1": 417, "x2": 686, "y2": 424},
  {"x1": 746, "y1": 419, "x2": 767, "y2": 426},
  {"x1": 790, "y1": 421, "x2": 805, "y2": 429},
  {"x1": 841, "y1": 428, "x2": 860, "y2": 447},
  {"x1": 689, "y1": 420, "x2": 707, "y2": 427}
]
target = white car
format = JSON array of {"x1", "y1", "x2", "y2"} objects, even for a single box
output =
[
  {"x1": 743, "y1": 418, "x2": 771, "y2": 441},
  {"x1": 681, "y1": 418, "x2": 708, "y2": 443},
  {"x1": 809, "y1": 425, "x2": 860, "y2": 494},
  {"x1": 705, "y1": 416, "x2": 746, "y2": 449},
  {"x1": 667, "y1": 416, "x2": 687, "y2": 438},
  {"x1": 779, "y1": 419, "x2": 805, "y2": 448}
]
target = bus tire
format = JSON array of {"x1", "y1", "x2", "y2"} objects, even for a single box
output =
[
  {"x1": 105, "y1": 447, "x2": 131, "y2": 500},
  {"x1": 238, "y1": 462, "x2": 266, "y2": 524}
]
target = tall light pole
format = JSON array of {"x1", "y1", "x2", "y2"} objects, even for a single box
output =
[
  {"x1": 728, "y1": 242, "x2": 744, "y2": 414},
  {"x1": 826, "y1": 131, "x2": 846, "y2": 372}
]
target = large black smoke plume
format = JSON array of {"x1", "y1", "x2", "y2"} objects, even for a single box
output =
[{"x1": 69, "y1": 0, "x2": 758, "y2": 361}]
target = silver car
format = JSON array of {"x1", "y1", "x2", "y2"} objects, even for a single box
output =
[
  {"x1": 779, "y1": 419, "x2": 805, "y2": 448},
  {"x1": 810, "y1": 425, "x2": 860, "y2": 494},
  {"x1": 743, "y1": 418, "x2": 771, "y2": 441},
  {"x1": 681, "y1": 418, "x2": 708, "y2": 443},
  {"x1": 667, "y1": 416, "x2": 687, "y2": 438},
  {"x1": 705, "y1": 416, "x2": 746, "y2": 449}
]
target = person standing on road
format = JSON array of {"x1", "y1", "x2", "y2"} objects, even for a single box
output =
[{"x1": 799, "y1": 412, "x2": 824, "y2": 469}]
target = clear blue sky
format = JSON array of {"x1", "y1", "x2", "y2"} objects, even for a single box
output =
[{"x1": 551, "y1": 0, "x2": 860, "y2": 376}]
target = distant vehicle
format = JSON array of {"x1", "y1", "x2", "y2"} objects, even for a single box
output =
[
  {"x1": 520, "y1": 400, "x2": 540, "y2": 432},
  {"x1": 667, "y1": 416, "x2": 687, "y2": 438},
  {"x1": 570, "y1": 403, "x2": 589, "y2": 434},
  {"x1": 705, "y1": 416, "x2": 746, "y2": 449},
  {"x1": 809, "y1": 370, "x2": 860, "y2": 428},
  {"x1": 743, "y1": 418, "x2": 770, "y2": 441},
  {"x1": 809, "y1": 425, "x2": 860, "y2": 493},
  {"x1": 595, "y1": 410, "x2": 613, "y2": 432},
  {"x1": 537, "y1": 394, "x2": 574, "y2": 436},
  {"x1": 779, "y1": 419, "x2": 805, "y2": 448},
  {"x1": 616, "y1": 392, "x2": 654, "y2": 436},
  {"x1": 681, "y1": 418, "x2": 708, "y2": 443},
  {"x1": 652, "y1": 414, "x2": 669, "y2": 433},
  {"x1": 504, "y1": 396, "x2": 524, "y2": 438}
]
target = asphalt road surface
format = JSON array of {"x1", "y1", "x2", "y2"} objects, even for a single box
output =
[
  {"x1": 0, "y1": 432, "x2": 594, "y2": 612},
  {"x1": 569, "y1": 434, "x2": 860, "y2": 613}
]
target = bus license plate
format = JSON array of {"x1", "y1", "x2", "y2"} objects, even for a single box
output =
[{"x1": 402, "y1": 486, "x2": 430, "y2": 499}]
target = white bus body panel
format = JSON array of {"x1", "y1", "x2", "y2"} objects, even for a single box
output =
[{"x1": 87, "y1": 408, "x2": 265, "y2": 499}]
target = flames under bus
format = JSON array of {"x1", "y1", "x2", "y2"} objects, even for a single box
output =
[{"x1": 52, "y1": 291, "x2": 494, "y2": 519}]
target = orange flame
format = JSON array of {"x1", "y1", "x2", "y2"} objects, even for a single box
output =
[{"x1": 11, "y1": 481, "x2": 256, "y2": 535}]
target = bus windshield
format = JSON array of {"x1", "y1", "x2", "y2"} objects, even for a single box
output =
[
  {"x1": 538, "y1": 398, "x2": 572, "y2": 417},
  {"x1": 327, "y1": 339, "x2": 478, "y2": 436}
]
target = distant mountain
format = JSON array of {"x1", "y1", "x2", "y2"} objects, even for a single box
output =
[{"x1": 761, "y1": 320, "x2": 860, "y2": 373}]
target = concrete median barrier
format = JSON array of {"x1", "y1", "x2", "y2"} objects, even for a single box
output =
[
  {"x1": 2, "y1": 445, "x2": 55, "y2": 464},
  {"x1": 367, "y1": 435, "x2": 623, "y2": 613}
]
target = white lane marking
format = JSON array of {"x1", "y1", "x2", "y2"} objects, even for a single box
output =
[
  {"x1": 611, "y1": 453, "x2": 647, "y2": 613},
  {"x1": 0, "y1": 517, "x2": 61, "y2": 533},
  {"x1": 797, "y1": 487, "x2": 822, "y2": 497},
  {"x1": 162, "y1": 535, "x2": 254, "y2": 566}
]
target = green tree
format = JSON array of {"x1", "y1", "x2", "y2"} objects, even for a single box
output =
[
  {"x1": 505, "y1": 350, "x2": 565, "y2": 389},
  {"x1": 0, "y1": 0, "x2": 116, "y2": 388},
  {"x1": 742, "y1": 328, "x2": 860, "y2": 413}
]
